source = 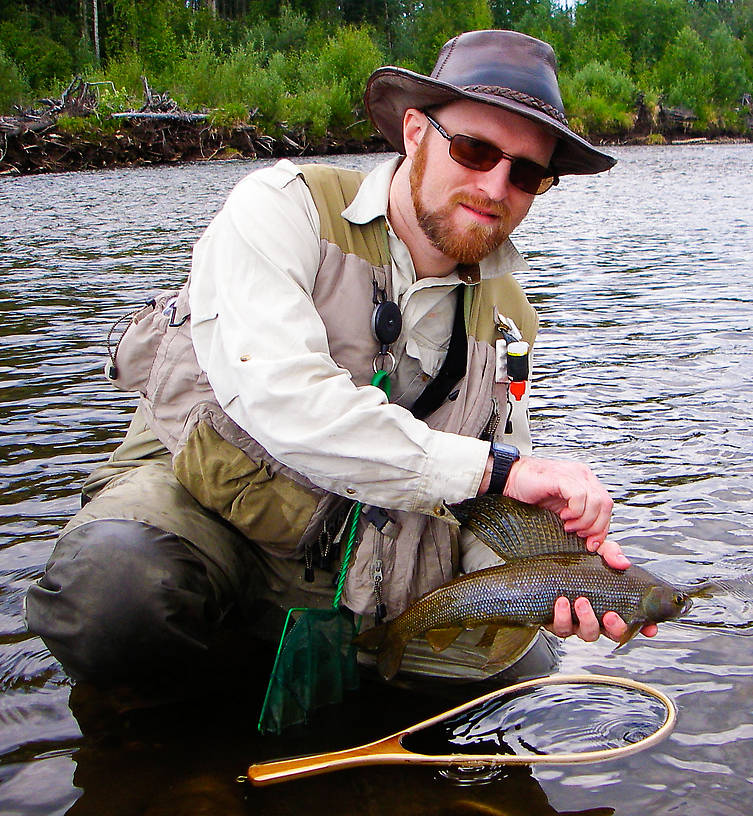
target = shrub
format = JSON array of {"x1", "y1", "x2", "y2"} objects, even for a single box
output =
[
  {"x1": 646, "y1": 132, "x2": 666, "y2": 145},
  {"x1": 94, "y1": 84, "x2": 134, "y2": 117},
  {"x1": 56, "y1": 113, "x2": 96, "y2": 136},
  {"x1": 162, "y1": 37, "x2": 222, "y2": 108},
  {"x1": 310, "y1": 25, "x2": 382, "y2": 103},
  {"x1": 560, "y1": 60, "x2": 636, "y2": 134},
  {"x1": 103, "y1": 50, "x2": 149, "y2": 99},
  {"x1": 0, "y1": 46, "x2": 29, "y2": 113},
  {"x1": 209, "y1": 103, "x2": 250, "y2": 128}
]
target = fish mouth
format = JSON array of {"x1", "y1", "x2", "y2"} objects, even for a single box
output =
[{"x1": 681, "y1": 596, "x2": 693, "y2": 615}]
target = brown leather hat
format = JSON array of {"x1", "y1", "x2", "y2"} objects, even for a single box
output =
[{"x1": 365, "y1": 29, "x2": 616, "y2": 176}]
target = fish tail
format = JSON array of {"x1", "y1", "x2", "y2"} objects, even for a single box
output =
[
  {"x1": 693, "y1": 575, "x2": 753, "y2": 601},
  {"x1": 376, "y1": 627, "x2": 408, "y2": 681},
  {"x1": 353, "y1": 622, "x2": 407, "y2": 681},
  {"x1": 352, "y1": 622, "x2": 388, "y2": 651}
]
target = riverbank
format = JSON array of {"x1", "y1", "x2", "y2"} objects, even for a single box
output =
[
  {"x1": 0, "y1": 117, "x2": 390, "y2": 176},
  {"x1": 1, "y1": 117, "x2": 749, "y2": 177}
]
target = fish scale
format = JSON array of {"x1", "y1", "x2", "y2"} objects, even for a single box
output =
[{"x1": 392, "y1": 555, "x2": 651, "y2": 640}]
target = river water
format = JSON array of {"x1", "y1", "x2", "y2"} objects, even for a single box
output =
[{"x1": 1, "y1": 144, "x2": 752, "y2": 815}]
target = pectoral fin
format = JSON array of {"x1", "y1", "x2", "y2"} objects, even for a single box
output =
[
  {"x1": 425, "y1": 627, "x2": 463, "y2": 653},
  {"x1": 483, "y1": 625, "x2": 539, "y2": 670},
  {"x1": 615, "y1": 621, "x2": 644, "y2": 649}
]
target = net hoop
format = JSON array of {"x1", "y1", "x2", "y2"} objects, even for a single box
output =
[{"x1": 412, "y1": 672, "x2": 677, "y2": 766}]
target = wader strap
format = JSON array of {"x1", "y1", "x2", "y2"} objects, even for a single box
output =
[{"x1": 410, "y1": 287, "x2": 468, "y2": 420}]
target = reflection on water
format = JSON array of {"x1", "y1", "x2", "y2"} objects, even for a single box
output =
[
  {"x1": 404, "y1": 683, "x2": 669, "y2": 757},
  {"x1": 1, "y1": 144, "x2": 753, "y2": 815}
]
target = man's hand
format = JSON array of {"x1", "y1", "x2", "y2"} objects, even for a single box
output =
[
  {"x1": 502, "y1": 455, "x2": 614, "y2": 550},
  {"x1": 545, "y1": 539, "x2": 658, "y2": 643}
]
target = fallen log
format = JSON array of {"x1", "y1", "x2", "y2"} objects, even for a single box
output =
[{"x1": 111, "y1": 112, "x2": 209, "y2": 123}]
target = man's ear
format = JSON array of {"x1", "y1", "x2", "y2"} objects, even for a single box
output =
[{"x1": 402, "y1": 108, "x2": 426, "y2": 159}]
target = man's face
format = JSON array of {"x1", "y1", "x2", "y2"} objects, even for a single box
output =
[{"x1": 407, "y1": 100, "x2": 557, "y2": 264}]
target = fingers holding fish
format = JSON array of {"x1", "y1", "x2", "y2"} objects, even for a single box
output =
[
  {"x1": 548, "y1": 596, "x2": 601, "y2": 642},
  {"x1": 548, "y1": 597, "x2": 657, "y2": 643},
  {"x1": 594, "y1": 539, "x2": 631, "y2": 570},
  {"x1": 603, "y1": 611, "x2": 659, "y2": 641},
  {"x1": 502, "y1": 455, "x2": 613, "y2": 547}
]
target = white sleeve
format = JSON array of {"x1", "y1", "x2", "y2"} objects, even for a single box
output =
[{"x1": 189, "y1": 161, "x2": 489, "y2": 514}]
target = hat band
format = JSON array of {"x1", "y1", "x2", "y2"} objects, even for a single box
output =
[{"x1": 462, "y1": 85, "x2": 569, "y2": 127}]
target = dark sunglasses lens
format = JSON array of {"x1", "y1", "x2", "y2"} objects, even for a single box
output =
[
  {"x1": 448, "y1": 134, "x2": 501, "y2": 172},
  {"x1": 449, "y1": 134, "x2": 555, "y2": 195},
  {"x1": 509, "y1": 158, "x2": 554, "y2": 195}
]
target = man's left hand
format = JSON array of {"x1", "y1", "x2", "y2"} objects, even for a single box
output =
[{"x1": 545, "y1": 539, "x2": 658, "y2": 642}]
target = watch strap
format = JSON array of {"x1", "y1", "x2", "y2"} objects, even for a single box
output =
[{"x1": 487, "y1": 443, "x2": 520, "y2": 494}]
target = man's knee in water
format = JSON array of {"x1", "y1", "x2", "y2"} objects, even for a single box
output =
[{"x1": 25, "y1": 519, "x2": 220, "y2": 684}]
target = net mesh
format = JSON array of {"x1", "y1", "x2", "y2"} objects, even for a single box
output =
[{"x1": 258, "y1": 607, "x2": 359, "y2": 735}]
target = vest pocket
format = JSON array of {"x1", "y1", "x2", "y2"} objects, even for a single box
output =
[{"x1": 172, "y1": 420, "x2": 319, "y2": 553}]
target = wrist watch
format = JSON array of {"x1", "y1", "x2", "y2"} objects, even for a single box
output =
[{"x1": 487, "y1": 442, "x2": 520, "y2": 494}]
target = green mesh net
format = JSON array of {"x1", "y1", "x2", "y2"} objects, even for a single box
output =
[{"x1": 257, "y1": 607, "x2": 360, "y2": 735}]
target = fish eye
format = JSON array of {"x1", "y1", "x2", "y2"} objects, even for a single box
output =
[{"x1": 673, "y1": 593, "x2": 685, "y2": 605}]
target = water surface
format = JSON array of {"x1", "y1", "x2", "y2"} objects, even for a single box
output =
[{"x1": 1, "y1": 144, "x2": 752, "y2": 815}]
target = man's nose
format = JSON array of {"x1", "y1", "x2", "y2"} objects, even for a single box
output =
[{"x1": 475, "y1": 159, "x2": 513, "y2": 201}]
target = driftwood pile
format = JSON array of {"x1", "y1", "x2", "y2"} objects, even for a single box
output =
[{"x1": 0, "y1": 77, "x2": 368, "y2": 175}]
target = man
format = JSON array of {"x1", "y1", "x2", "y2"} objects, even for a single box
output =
[{"x1": 26, "y1": 30, "x2": 655, "y2": 688}]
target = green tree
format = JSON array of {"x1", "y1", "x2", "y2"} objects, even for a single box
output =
[
  {"x1": 412, "y1": 0, "x2": 494, "y2": 73},
  {"x1": 488, "y1": 0, "x2": 556, "y2": 29},
  {"x1": 0, "y1": 9, "x2": 74, "y2": 93},
  {"x1": 707, "y1": 22, "x2": 751, "y2": 105},
  {"x1": 655, "y1": 24, "x2": 713, "y2": 112}
]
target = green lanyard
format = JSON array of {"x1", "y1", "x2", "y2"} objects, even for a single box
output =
[{"x1": 333, "y1": 368, "x2": 391, "y2": 608}]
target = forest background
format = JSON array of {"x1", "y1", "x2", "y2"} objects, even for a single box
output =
[{"x1": 1, "y1": 0, "x2": 752, "y2": 152}]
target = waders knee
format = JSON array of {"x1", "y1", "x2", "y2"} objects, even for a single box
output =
[{"x1": 25, "y1": 519, "x2": 226, "y2": 686}]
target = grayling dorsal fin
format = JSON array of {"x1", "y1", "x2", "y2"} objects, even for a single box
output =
[{"x1": 451, "y1": 496, "x2": 587, "y2": 560}]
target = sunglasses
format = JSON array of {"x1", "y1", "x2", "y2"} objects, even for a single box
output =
[{"x1": 423, "y1": 112, "x2": 558, "y2": 196}]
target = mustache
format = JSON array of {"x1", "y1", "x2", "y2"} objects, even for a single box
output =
[{"x1": 451, "y1": 193, "x2": 510, "y2": 220}]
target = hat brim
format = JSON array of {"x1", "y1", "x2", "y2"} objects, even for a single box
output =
[{"x1": 365, "y1": 67, "x2": 616, "y2": 176}]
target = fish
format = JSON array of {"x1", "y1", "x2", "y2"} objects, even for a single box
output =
[{"x1": 355, "y1": 496, "x2": 692, "y2": 681}]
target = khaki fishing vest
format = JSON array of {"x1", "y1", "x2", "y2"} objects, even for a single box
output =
[{"x1": 108, "y1": 163, "x2": 538, "y2": 620}]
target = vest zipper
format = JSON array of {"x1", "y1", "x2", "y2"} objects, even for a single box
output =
[
  {"x1": 370, "y1": 534, "x2": 387, "y2": 624},
  {"x1": 482, "y1": 395, "x2": 500, "y2": 441}
]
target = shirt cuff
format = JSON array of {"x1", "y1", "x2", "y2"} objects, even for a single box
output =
[{"x1": 415, "y1": 431, "x2": 491, "y2": 517}]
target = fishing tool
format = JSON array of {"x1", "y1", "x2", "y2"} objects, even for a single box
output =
[
  {"x1": 371, "y1": 279, "x2": 402, "y2": 376},
  {"x1": 257, "y1": 319, "x2": 398, "y2": 734},
  {"x1": 247, "y1": 673, "x2": 677, "y2": 785}
]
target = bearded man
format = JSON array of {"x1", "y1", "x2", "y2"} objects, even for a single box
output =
[{"x1": 26, "y1": 30, "x2": 656, "y2": 690}]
